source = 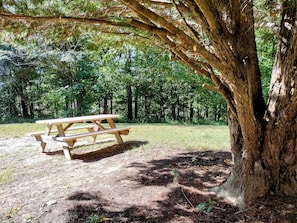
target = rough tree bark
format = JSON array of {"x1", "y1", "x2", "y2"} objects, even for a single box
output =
[
  {"x1": 216, "y1": 1, "x2": 297, "y2": 207},
  {"x1": 123, "y1": 0, "x2": 297, "y2": 207},
  {"x1": 263, "y1": 2, "x2": 297, "y2": 196}
]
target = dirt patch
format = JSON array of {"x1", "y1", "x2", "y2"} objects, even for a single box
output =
[{"x1": 1, "y1": 136, "x2": 297, "y2": 223}]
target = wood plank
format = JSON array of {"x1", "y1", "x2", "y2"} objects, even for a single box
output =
[
  {"x1": 26, "y1": 131, "x2": 47, "y2": 136},
  {"x1": 62, "y1": 147, "x2": 73, "y2": 160},
  {"x1": 26, "y1": 125, "x2": 97, "y2": 136},
  {"x1": 118, "y1": 129, "x2": 129, "y2": 135},
  {"x1": 36, "y1": 114, "x2": 120, "y2": 125},
  {"x1": 55, "y1": 127, "x2": 130, "y2": 141},
  {"x1": 41, "y1": 135, "x2": 58, "y2": 143},
  {"x1": 106, "y1": 118, "x2": 124, "y2": 144}
]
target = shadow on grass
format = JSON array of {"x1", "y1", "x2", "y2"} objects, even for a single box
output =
[{"x1": 65, "y1": 150, "x2": 253, "y2": 223}]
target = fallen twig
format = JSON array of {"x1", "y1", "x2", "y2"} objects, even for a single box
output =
[{"x1": 181, "y1": 187, "x2": 196, "y2": 210}]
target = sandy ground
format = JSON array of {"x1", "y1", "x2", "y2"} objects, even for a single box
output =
[{"x1": 1, "y1": 136, "x2": 296, "y2": 223}]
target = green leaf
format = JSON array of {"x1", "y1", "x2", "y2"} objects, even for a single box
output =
[
  {"x1": 207, "y1": 205, "x2": 213, "y2": 213},
  {"x1": 196, "y1": 202, "x2": 207, "y2": 211}
]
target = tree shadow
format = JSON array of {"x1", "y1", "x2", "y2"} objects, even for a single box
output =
[
  {"x1": 128, "y1": 150, "x2": 232, "y2": 188},
  {"x1": 45, "y1": 140, "x2": 148, "y2": 162},
  {"x1": 65, "y1": 150, "x2": 251, "y2": 223},
  {"x1": 72, "y1": 140, "x2": 148, "y2": 162}
]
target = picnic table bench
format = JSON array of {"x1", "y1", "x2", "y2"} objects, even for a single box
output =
[{"x1": 27, "y1": 114, "x2": 130, "y2": 160}]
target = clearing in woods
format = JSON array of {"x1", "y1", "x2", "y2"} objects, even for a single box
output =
[{"x1": 0, "y1": 124, "x2": 297, "y2": 223}]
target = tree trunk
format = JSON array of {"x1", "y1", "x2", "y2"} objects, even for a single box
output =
[
  {"x1": 134, "y1": 89, "x2": 138, "y2": 120},
  {"x1": 19, "y1": 84, "x2": 30, "y2": 118},
  {"x1": 217, "y1": 1, "x2": 297, "y2": 207},
  {"x1": 262, "y1": 2, "x2": 297, "y2": 196},
  {"x1": 204, "y1": 106, "x2": 209, "y2": 120},
  {"x1": 97, "y1": 100, "x2": 101, "y2": 114},
  {"x1": 103, "y1": 96, "x2": 108, "y2": 114},
  {"x1": 29, "y1": 101, "x2": 34, "y2": 119},
  {"x1": 215, "y1": 111, "x2": 268, "y2": 208},
  {"x1": 110, "y1": 94, "x2": 113, "y2": 114},
  {"x1": 171, "y1": 104, "x2": 176, "y2": 120},
  {"x1": 9, "y1": 94, "x2": 18, "y2": 118},
  {"x1": 144, "y1": 95, "x2": 150, "y2": 120},
  {"x1": 159, "y1": 84, "x2": 165, "y2": 122},
  {"x1": 126, "y1": 85, "x2": 133, "y2": 120},
  {"x1": 189, "y1": 103, "x2": 194, "y2": 122}
]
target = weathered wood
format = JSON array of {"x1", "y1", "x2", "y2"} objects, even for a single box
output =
[
  {"x1": 118, "y1": 129, "x2": 129, "y2": 135},
  {"x1": 55, "y1": 127, "x2": 130, "y2": 142},
  {"x1": 62, "y1": 147, "x2": 73, "y2": 160},
  {"x1": 35, "y1": 114, "x2": 119, "y2": 125},
  {"x1": 106, "y1": 118, "x2": 124, "y2": 144},
  {"x1": 56, "y1": 126, "x2": 129, "y2": 160},
  {"x1": 28, "y1": 114, "x2": 130, "y2": 160},
  {"x1": 41, "y1": 135, "x2": 59, "y2": 143},
  {"x1": 26, "y1": 125, "x2": 97, "y2": 137}
]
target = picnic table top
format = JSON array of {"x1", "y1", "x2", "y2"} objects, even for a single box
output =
[{"x1": 35, "y1": 114, "x2": 120, "y2": 125}]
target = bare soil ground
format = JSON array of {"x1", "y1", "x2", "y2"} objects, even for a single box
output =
[{"x1": 1, "y1": 136, "x2": 297, "y2": 223}]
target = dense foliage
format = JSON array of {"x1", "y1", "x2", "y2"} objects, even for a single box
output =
[
  {"x1": 0, "y1": 26, "x2": 276, "y2": 124},
  {"x1": 0, "y1": 1, "x2": 276, "y2": 125},
  {"x1": 0, "y1": 37, "x2": 227, "y2": 123}
]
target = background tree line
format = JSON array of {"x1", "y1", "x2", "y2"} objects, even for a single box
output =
[
  {"x1": 0, "y1": 27, "x2": 274, "y2": 124},
  {"x1": 0, "y1": 36, "x2": 227, "y2": 123}
]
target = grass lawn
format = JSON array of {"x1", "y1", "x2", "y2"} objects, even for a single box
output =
[
  {"x1": 0, "y1": 123, "x2": 230, "y2": 151},
  {"x1": 127, "y1": 124, "x2": 230, "y2": 151}
]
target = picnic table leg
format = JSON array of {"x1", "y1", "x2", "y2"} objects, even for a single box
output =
[
  {"x1": 41, "y1": 142, "x2": 46, "y2": 152},
  {"x1": 91, "y1": 121, "x2": 104, "y2": 142},
  {"x1": 40, "y1": 124, "x2": 52, "y2": 152},
  {"x1": 56, "y1": 124, "x2": 73, "y2": 160},
  {"x1": 106, "y1": 118, "x2": 124, "y2": 144},
  {"x1": 85, "y1": 124, "x2": 99, "y2": 142},
  {"x1": 62, "y1": 146, "x2": 73, "y2": 160}
]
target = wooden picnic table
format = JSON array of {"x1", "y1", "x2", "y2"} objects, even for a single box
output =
[{"x1": 27, "y1": 114, "x2": 130, "y2": 160}]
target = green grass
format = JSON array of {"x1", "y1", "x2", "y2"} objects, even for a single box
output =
[
  {"x1": 125, "y1": 124, "x2": 230, "y2": 151},
  {"x1": 0, "y1": 123, "x2": 230, "y2": 151},
  {"x1": 0, "y1": 123, "x2": 45, "y2": 138}
]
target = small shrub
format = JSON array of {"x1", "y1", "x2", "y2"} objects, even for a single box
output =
[{"x1": 85, "y1": 213, "x2": 100, "y2": 223}]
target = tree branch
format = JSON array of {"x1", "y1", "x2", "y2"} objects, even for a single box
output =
[
  {"x1": 183, "y1": 0, "x2": 209, "y2": 30},
  {"x1": 0, "y1": 13, "x2": 124, "y2": 28},
  {"x1": 172, "y1": 0, "x2": 200, "y2": 42},
  {"x1": 229, "y1": 0, "x2": 241, "y2": 33},
  {"x1": 139, "y1": 0, "x2": 173, "y2": 7},
  {"x1": 119, "y1": 0, "x2": 221, "y2": 68},
  {"x1": 119, "y1": 0, "x2": 178, "y2": 34},
  {"x1": 193, "y1": 0, "x2": 221, "y2": 32}
]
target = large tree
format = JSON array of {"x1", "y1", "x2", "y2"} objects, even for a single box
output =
[{"x1": 1, "y1": 0, "x2": 297, "y2": 207}]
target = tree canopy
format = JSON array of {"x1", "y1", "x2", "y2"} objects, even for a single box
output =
[{"x1": 0, "y1": 1, "x2": 285, "y2": 116}]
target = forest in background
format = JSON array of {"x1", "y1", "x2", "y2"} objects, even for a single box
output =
[{"x1": 0, "y1": 28, "x2": 274, "y2": 124}]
